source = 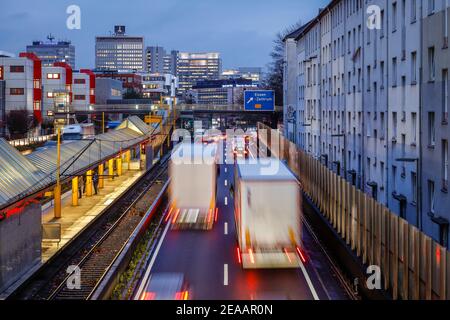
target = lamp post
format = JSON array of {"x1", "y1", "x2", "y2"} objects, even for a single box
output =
[{"x1": 396, "y1": 157, "x2": 421, "y2": 231}]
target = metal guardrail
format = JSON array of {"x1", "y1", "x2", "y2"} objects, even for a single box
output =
[
  {"x1": 8, "y1": 134, "x2": 56, "y2": 147},
  {"x1": 258, "y1": 123, "x2": 449, "y2": 300}
]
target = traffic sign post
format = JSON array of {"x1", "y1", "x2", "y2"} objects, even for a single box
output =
[{"x1": 244, "y1": 90, "x2": 275, "y2": 111}]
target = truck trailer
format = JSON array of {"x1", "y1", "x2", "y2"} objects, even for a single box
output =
[
  {"x1": 234, "y1": 159, "x2": 302, "y2": 269},
  {"x1": 169, "y1": 143, "x2": 218, "y2": 230}
]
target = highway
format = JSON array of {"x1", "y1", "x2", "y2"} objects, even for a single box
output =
[{"x1": 136, "y1": 137, "x2": 351, "y2": 300}]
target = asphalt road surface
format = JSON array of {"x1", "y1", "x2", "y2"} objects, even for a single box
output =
[{"x1": 139, "y1": 138, "x2": 350, "y2": 300}]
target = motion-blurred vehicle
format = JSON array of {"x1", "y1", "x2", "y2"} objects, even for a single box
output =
[
  {"x1": 141, "y1": 273, "x2": 189, "y2": 300},
  {"x1": 169, "y1": 142, "x2": 218, "y2": 230},
  {"x1": 234, "y1": 159, "x2": 303, "y2": 269},
  {"x1": 233, "y1": 137, "x2": 249, "y2": 159},
  {"x1": 62, "y1": 123, "x2": 95, "y2": 141}
]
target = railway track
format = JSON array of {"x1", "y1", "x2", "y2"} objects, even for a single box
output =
[{"x1": 9, "y1": 157, "x2": 170, "y2": 300}]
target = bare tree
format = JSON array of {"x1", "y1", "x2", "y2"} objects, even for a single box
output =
[
  {"x1": 263, "y1": 20, "x2": 303, "y2": 105},
  {"x1": 6, "y1": 109, "x2": 35, "y2": 138}
]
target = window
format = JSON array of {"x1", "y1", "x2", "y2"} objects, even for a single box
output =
[
  {"x1": 393, "y1": 112, "x2": 398, "y2": 139},
  {"x1": 380, "y1": 10, "x2": 385, "y2": 37},
  {"x1": 429, "y1": 112, "x2": 436, "y2": 146},
  {"x1": 443, "y1": 69, "x2": 449, "y2": 122},
  {"x1": 411, "y1": 0, "x2": 417, "y2": 22},
  {"x1": 393, "y1": 166, "x2": 398, "y2": 192},
  {"x1": 10, "y1": 65, "x2": 24, "y2": 73},
  {"x1": 380, "y1": 61, "x2": 385, "y2": 88},
  {"x1": 428, "y1": 0, "x2": 435, "y2": 15},
  {"x1": 443, "y1": 140, "x2": 449, "y2": 191},
  {"x1": 381, "y1": 112, "x2": 386, "y2": 139},
  {"x1": 428, "y1": 180, "x2": 435, "y2": 213},
  {"x1": 392, "y1": 57, "x2": 398, "y2": 86},
  {"x1": 74, "y1": 95, "x2": 86, "y2": 101},
  {"x1": 47, "y1": 73, "x2": 61, "y2": 80},
  {"x1": 367, "y1": 66, "x2": 371, "y2": 91},
  {"x1": 412, "y1": 172, "x2": 418, "y2": 204},
  {"x1": 411, "y1": 52, "x2": 417, "y2": 84},
  {"x1": 392, "y1": 2, "x2": 398, "y2": 32},
  {"x1": 428, "y1": 47, "x2": 435, "y2": 81},
  {"x1": 412, "y1": 112, "x2": 417, "y2": 144},
  {"x1": 74, "y1": 79, "x2": 86, "y2": 84},
  {"x1": 0, "y1": 66, "x2": 3, "y2": 80},
  {"x1": 10, "y1": 88, "x2": 24, "y2": 95}
]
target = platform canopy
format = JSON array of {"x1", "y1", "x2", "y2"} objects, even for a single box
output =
[
  {"x1": 0, "y1": 116, "x2": 156, "y2": 210},
  {"x1": 0, "y1": 139, "x2": 49, "y2": 208}
]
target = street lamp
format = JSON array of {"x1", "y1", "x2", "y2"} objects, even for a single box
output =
[{"x1": 396, "y1": 157, "x2": 421, "y2": 231}]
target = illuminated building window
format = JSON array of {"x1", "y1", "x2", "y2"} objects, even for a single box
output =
[{"x1": 47, "y1": 73, "x2": 61, "y2": 80}]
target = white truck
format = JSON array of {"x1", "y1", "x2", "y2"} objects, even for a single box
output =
[
  {"x1": 234, "y1": 159, "x2": 302, "y2": 269},
  {"x1": 169, "y1": 143, "x2": 218, "y2": 230}
]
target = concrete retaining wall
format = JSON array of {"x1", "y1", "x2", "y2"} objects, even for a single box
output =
[{"x1": 0, "y1": 203, "x2": 42, "y2": 293}]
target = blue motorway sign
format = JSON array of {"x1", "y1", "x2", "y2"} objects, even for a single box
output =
[{"x1": 244, "y1": 90, "x2": 275, "y2": 111}]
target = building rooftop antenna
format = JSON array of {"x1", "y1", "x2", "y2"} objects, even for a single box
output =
[{"x1": 47, "y1": 33, "x2": 55, "y2": 43}]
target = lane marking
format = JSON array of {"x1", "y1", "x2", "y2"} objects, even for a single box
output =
[
  {"x1": 224, "y1": 222, "x2": 228, "y2": 235},
  {"x1": 225, "y1": 180, "x2": 228, "y2": 187},
  {"x1": 225, "y1": 168, "x2": 227, "y2": 173},
  {"x1": 135, "y1": 221, "x2": 171, "y2": 300},
  {"x1": 224, "y1": 197, "x2": 228, "y2": 206},
  {"x1": 299, "y1": 260, "x2": 320, "y2": 300},
  {"x1": 224, "y1": 264, "x2": 229, "y2": 286}
]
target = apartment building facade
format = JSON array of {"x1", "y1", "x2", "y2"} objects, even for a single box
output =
[
  {"x1": 0, "y1": 52, "x2": 43, "y2": 123},
  {"x1": 177, "y1": 52, "x2": 222, "y2": 95},
  {"x1": 42, "y1": 62, "x2": 73, "y2": 118},
  {"x1": 26, "y1": 39, "x2": 76, "y2": 69},
  {"x1": 72, "y1": 70, "x2": 96, "y2": 112},
  {"x1": 95, "y1": 26, "x2": 144, "y2": 72},
  {"x1": 284, "y1": 0, "x2": 450, "y2": 247}
]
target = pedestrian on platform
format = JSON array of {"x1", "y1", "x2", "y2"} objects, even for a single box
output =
[
  {"x1": 93, "y1": 170, "x2": 99, "y2": 195},
  {"x1": 78, "y1": 175, "x2": 84, "y2": 199}
]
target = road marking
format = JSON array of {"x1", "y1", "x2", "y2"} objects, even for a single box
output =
[
  {"x1": 224, "y1": 222, "x2": 228, "y2": 235},
  {"x1": 224, "y1": 264, "x2": 229, "y2": 286},
  {"x1": 224, "y1": 197, "x2": 228, "y2": 206},
  {"x1": 135, "y1": 220, "x2": 171, "y2": 300},
  {"x1": 225, "y1": 180, "x2": 228, "y2": 186},
  {"x1": 225, "y1": 168, "x2": 227, "y2": 173},
  {"x1": 299, "y1": 260, "x2": 320, "y2": 300}
]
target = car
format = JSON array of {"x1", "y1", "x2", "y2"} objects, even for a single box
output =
[{"x1": 141, "y1": 273, "x2": 190, "y2": 300}]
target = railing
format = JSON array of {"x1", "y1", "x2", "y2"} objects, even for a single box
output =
[
  {"x1": 91, "y1": 104, "x2": 283, "y2": 113},
  {"x1": 258, "y1": 122, "x2": 449, "y2": 300},
  {"x1": 8, "y1": 134, "x2": 56, "y2": 147}
]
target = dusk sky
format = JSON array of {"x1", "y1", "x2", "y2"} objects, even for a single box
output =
[{"x1": 0, "y1": 0, "x2": 329, "y2": 70}]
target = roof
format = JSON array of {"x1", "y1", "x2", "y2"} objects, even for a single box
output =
[
  {"x1": 237, "y1": 159, "x2": 296, "y2": 182},
  {"x1": 282, "y1": 20, "x2": 313, "y2": 42},
  {"x1": 0, "y1": 139, "x2": 49, "y2": 206},
  {"x1": 116, "y1": 115, "x2": 153, "y2": 134},
  {"x1": 0, "y1": 116, "x2": 155, "y2": 210},
  {"x1": 26, "y1": 127, "x2": 144, "y2": 178}
]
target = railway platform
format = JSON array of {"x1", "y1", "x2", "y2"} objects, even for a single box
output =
[{"x1": 41, "y1": 168, "x2": 144, "y2": 261}]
